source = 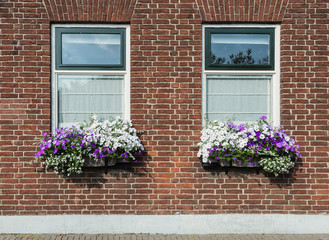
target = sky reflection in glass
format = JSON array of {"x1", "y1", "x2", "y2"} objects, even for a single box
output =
[
  {"x1": 211, "y1": 34, "x2": 270, "y2": 65},
  {"x1": 62, "y1": 34, "x2": 121, "y2": 65}
]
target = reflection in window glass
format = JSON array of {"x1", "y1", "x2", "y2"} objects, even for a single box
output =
[
  {"x1": 211, "y1": 34, "x2": 270, "y2": 65},
  {"x1": 62, "y1": 34, "x2": 121, "y2": 65}
]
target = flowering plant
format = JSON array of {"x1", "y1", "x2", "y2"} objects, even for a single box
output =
[
  {"x1": 35, "y1": 116, "x2": 144, "y2": 176},
  {"x1": 197, "y1": 116, "x2": 301, "y2": 176},
  {"x1": 79, "y1": 116, "x2": 144, "y2": 163}
]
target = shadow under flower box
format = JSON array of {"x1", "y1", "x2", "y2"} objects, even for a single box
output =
[{"x1": 84, "y1": 157, "x2": 131, "y2": 167}]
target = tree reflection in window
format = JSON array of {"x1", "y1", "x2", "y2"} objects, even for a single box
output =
[{"x1": 211, "y1": 48, "x2": 269, "y2": 65}]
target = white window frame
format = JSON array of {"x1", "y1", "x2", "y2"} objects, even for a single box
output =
[
  {"x1": 51, "y1": 24, "x2": 130, "y2": 131},
  {"x1": 202, "y1": 24, "x2": 281, "y2": 126}
]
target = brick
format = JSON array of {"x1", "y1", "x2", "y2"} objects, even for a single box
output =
[{"x1": 0, "y1": 0, "x2": 328, "y2": 216}]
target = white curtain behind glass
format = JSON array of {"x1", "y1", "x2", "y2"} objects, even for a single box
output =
[
  {"x1": 206, "y1": 75, "x2": 271, "y2": 122},
  {"x1": 58, "y1": 75, "x2": 124, "y2": 127}
]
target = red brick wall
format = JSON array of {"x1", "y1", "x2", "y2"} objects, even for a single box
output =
[{"x1": 0, "y1": 0, "x2": 328, "y2": 215}]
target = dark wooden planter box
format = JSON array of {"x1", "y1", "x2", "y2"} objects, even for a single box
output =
[
  {"x1": 231, "y1": 158, "x2": 260, "y2": 167},
  {"x1": 220, "y1": 159, "x2": 231, "y2": 167},
  {"x1": 84, "y1": 157, "x2": 131, "y2": 167},
  {"x1": 203, "y1": 158, "x2": 261, "y2": 168},
  {"x1": 84, "y1": 157, "x2": 106, "y2": 167}
]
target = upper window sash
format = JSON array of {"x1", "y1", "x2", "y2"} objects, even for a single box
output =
[
  {"x1": 205, "y1": 28, "x2": 275, "y2": 71},
  {"x1": 55, "y1": 28, "x2": 126, "y2": 70}
]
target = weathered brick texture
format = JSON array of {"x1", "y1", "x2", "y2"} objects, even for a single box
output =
[
  {"x1": 198, "y1": 0, "x2": 289, "y2": 22},
  {"x1": 0, "y1": 0, "x2": 328, "y2": 215},
  {"x1": 43, "y1": 0, "x2": 137, "y2": 22}
]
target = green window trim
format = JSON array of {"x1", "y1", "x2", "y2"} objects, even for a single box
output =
[
  {"x1": 205, "y1": 28, "x2": 275, "y2": 71},
  {"x1": 55, "y1": 28, "x2": 126, "y2": 70}
]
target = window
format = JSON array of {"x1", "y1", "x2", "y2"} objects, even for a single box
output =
[
  {"x1": 51, "y1": 25, "x2": 130, "y2": 130},
  {"x1": 203, "y1": 25, "x2": 280, "y2": 125},
  {"x1": 205, "y1": 28, "x2": 274, "y2": 70}
]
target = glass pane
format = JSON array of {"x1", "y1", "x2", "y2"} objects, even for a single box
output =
[
  {"x1": 62, "y1": 34, "x2": 121, "y2": 65},
  {"x1": 207, "y1": 95, "x2": 269, "y2": 113},
  {"x1": 207, "y1": 113, "x2": 267, "y2": 122},
  {"x1": 207, "y1": 76, "x2": 270, "y2": 94},
  {"x1": 206, "y1": 75, "x2": 271, "y2": 122},
  {"x1": 211, "y1": 34, "x2": 270, "y2": 65},
  {"x1": 58, "y1": 75, "x2": 124, "y2": 128}
]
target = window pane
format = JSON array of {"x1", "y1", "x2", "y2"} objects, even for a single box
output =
[
  {"x1": 58, "y1": 75, "x2": 124, "y2": 127},
  {"x1": 206, "y1": 75, "x2": 271, "y2": 122},
  {"x1": 62, "y1": 34, "x2": 121, "y2": 65},
  {"x1": 211, "y1": 34, "x2": 270, "y2": 65}
]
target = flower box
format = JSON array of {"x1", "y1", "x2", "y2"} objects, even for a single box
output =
[
  {"x1": 35, "y1": 116, "x2": 144, "y2": 176},
  {"x1": 83, "y1": 157, "x2": 132, "y2": 167},
  {"x1": 206, "y1": 158, "x2": 260, "y2": 168},
  {"x1": 198, "y1": 116, "x2": 301, "y2": 177},
  {"x1": 220, "y1": 159, "x2": 230, "y2": 167},
  {"x1": 231, "y1": 158, "x2": 261, "y2": 167},
  {"x1": 84, "y1": 157, "x2": 106, "y2": 167}
]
